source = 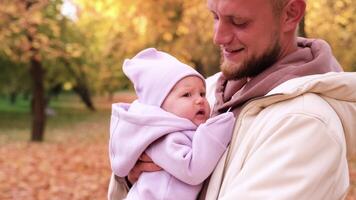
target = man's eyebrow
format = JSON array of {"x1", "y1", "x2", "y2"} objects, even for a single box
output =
[
  {"x1": 208, "y1": 9, "x2": 217, "y2": 15},
  {"x1": 229, "y1": 15, "x2": 248, "y2": 20},
  {"x1": 209, "y1": 10, "x2": 245, "y2": 19}
]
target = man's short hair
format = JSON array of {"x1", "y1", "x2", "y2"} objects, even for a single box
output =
[{"x1": 270, "y1": 0, "x2": 288, "y2": 17}]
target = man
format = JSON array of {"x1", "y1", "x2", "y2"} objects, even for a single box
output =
[{"x1": 108, "y1": 0, "x2": 356, "y2": 199}]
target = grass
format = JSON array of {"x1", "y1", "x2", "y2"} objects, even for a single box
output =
[
  {"x1": 0, "y1": 91, "x2": 137, "y2": 144},
  {"x1": 0, "y1": 93, "x2": 114, "y2": 143},
  {"x1": 0, "y1": 97, "x2": 31, "y2": 142},
  {"x1": 0, "y1": 97, "x2": 31, "y2": 130}
]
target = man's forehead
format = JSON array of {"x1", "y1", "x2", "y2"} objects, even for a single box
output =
[
  {"x1": 208, "y1": 0, "x2": 272, "y2": 17},
  {"x1": 208, "y1": 0, "x2": 256, "y2": 13},
  {"x1": 207, "y1": 0, "x2": 231, "y2": 10}
]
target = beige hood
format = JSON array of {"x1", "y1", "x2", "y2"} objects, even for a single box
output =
[{"x1": 268, "y1": 72, "x2": 356, "y2": 158}]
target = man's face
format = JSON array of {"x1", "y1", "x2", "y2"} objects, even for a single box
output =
[{"x1": 208, "y1": 0, "x2": 283, "y2": 80}]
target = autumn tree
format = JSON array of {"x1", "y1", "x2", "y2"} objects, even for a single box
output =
[
  {"x1": 306, "y1": 0, "x2": 356, "y2": 71},
  {"x1": 0, "y1": 57, "x2": 31, "y2": 105},
  {"x1": 132, "y1": 0, "x2": 220, "y2": 77},
  {"x1": 72, "y1": 0, "x2": 220, "y2": 82},
  {"x1": 0, "y1": 0, "x2": 94, "y2": 141},
  {"x1": 0, "y1": 0, "x2": 55, "y2": 141}
]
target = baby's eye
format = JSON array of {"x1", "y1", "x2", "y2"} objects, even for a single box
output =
[
  {"x1": 182, "y1": 92, "x2": 191, "y2": 97},
  {"x1": 200, "y1": 92, "x2": 206, "y2": 97}
]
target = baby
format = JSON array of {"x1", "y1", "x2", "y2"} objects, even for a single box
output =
[{"x1": 109, "y1": 48, "x2": 235, "y2": 200}]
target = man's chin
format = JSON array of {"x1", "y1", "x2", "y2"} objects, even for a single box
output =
[{"x1": 221, "y1": 60, "x2": 244, "y2": 80}]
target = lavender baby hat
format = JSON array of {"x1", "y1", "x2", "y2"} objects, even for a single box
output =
[{"x1": 123, "y1": 48, "x2": 205, "y2": 107}]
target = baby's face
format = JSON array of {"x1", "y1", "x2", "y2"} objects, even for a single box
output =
[{"x1": 161, "y1": 76, "x2": 210, "y2": 126}]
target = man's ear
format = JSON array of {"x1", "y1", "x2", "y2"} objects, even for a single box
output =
[{"x1": 281, "y1": 0, "x2": 306, "y2": 33}]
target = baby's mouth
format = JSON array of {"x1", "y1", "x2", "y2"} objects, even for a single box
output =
[{"x1": 196, "y1": 109, "x2": 206, "y2": 116}]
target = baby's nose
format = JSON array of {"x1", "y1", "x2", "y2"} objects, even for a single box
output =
[{"x1": 195, "y1": 96, "x2": 204, "y2": 104}]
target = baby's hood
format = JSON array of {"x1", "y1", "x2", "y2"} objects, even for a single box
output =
[{"x1": 123, "y1": 48, "x2": 205, "y2": 107}]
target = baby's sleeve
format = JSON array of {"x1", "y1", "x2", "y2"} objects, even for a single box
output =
[{"x1": 146, "y1": 112, "x2": 235, "y2": 185}]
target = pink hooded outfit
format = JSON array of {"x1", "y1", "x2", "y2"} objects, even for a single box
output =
[{"x1": 109, "y1": 48, "x2": 235, "y2": 200}]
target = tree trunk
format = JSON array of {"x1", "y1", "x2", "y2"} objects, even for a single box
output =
[
  {"x1": 61, "y1": 58, "x2": 96, "y2": 111},
  {"x1": 26, "y1": 0, "x2": 46, "y2": 142},
  {"x1": 29, "y1": 55, "x2": 46, "y2": 142},
  {"x1": 73, "y1": 83, "x2": 96, "y2": 111}
]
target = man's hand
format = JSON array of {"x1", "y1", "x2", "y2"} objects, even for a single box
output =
[{"x1": 127, "y1": 153, "x2": 162, "y2": 184}]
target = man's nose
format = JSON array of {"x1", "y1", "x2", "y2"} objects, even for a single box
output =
[{"x1": 214, "y1": 21, "x2": 233, "y2": 45}]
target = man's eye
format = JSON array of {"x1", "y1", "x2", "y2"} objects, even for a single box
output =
[
  {"x1": 233, "y1": 21, "x2": 248, "y2": 28},
  {"x1": 231, "y1": 18, "x2": 248, "y2": 27},
  {"x1": 182, "y1": 93, "x2": 191, "y2": 97}
]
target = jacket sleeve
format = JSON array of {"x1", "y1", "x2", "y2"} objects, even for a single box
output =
[
  {"x1": 217, "y1": 113, "x2": 348, "y2": 200},
  {"x1": 146, "y1": 112, "x2": 235, "y2": 185}
]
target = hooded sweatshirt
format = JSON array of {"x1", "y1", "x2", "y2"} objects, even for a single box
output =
[
  {"x1": 109, "y1": 45, "x2": 235, "y2": 200},
  {"x1": 213, "y1": 37, "x2": 342, "y2": 117},
  {"x1": 110, "y1": 101, "x2": 235, "y2": 200}
]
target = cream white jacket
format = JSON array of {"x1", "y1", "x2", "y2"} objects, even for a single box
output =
[{"x1": 204, "y1": 72, "x2": 356, "y2": 200}]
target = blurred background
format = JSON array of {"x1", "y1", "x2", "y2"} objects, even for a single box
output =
[{"x1": 0, "y1": 0, "x2": 355, "y2": 199}]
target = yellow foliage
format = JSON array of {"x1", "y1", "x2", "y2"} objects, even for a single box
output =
[
  {"x1": 162, "y1": 32, "x2": 173, "y2": 42},
  {"x1": 306, "y1": 0, "x2": 356, "y2": 71}
]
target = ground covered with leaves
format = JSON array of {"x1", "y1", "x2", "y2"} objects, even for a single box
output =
[
  {"x1": 0, "y1": 94, "x2": 117, "y2": 200},
  {"x1": 0, "y1": 141, "x2": 110, "y2": 200}
]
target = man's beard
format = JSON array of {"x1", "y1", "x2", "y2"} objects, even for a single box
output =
[{"x1": 220, "y1": 40, "x2": 281, "y2": 80}]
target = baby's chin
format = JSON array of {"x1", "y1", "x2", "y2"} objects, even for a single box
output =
[{"x1": 192, "y1": 118, "x2": 208, "y2": 126}]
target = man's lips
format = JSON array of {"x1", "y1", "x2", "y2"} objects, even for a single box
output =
[{"x1": 223, "y1": 47, "x2": 245, "y2": 57}]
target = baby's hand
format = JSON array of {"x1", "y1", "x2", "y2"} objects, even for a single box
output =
[{"x1": 128, "y1": 153, "x2": 162, "y2": 184}]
